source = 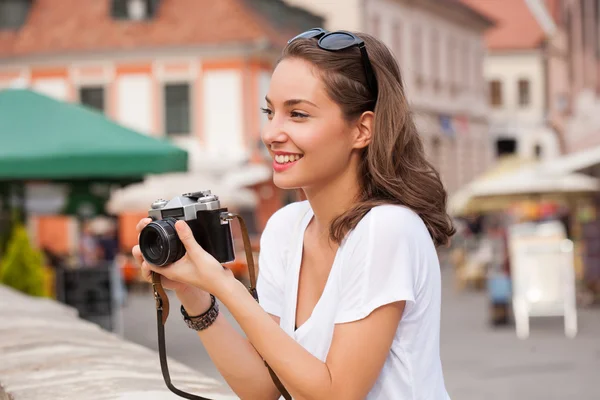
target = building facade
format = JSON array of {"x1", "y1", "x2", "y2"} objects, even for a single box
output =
[
  {"x1": 285, "y1": 0, "x2": 494, "y2": 194},
  {"x1": 461, "y1": 0, "x2": 566, "y2": 162},
  {"x1": 463, "y1": 0, "x2": 600, "y2": 158},
  {"x1": 0, "y1": 0, "x2": 321, "y2": 254},
  {"x1": 559, "y1": 0, "x2": 600, "y2": 153}
]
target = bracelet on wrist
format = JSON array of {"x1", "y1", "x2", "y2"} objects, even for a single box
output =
[{"x1": 180, "y1": 294, "x2": 219, "y2": 331}]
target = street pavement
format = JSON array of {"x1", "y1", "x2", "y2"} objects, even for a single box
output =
[{"x1": 122, "y1": 266, "x2": 600, "y2": 399}]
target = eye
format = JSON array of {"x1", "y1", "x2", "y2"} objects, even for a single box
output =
[
  {"x1": 291, "y1": 111, "x2": 309, "y2": 119},
  {"x1": 260, "y1": 107, "x2": 273, "y2": 119}
]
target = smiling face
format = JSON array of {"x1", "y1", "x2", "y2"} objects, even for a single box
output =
[{"x1": 261, "y1": 57, "x2": 363, "y2": 191}]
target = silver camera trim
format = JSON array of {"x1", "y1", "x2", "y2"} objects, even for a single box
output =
[{"x1": 148, "y1": 190, "x2": 224, "y2": 222}]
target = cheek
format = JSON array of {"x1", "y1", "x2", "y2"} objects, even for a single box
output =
[{"x1": 294, "y1": 124, "x2": 353, "y2": 174}]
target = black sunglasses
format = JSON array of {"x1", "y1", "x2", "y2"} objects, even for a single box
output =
[{"x1": 288, "y1": 28, "x2": 379, "y2": 101}]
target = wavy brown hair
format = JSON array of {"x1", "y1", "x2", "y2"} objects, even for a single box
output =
[{"x1": 280, "y1": 32, "x2": 455, "y2": 247}]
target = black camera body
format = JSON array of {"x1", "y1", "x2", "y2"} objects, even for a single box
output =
[{"x1": 139, "y1": 190, "x2": 235, "y2": 267}]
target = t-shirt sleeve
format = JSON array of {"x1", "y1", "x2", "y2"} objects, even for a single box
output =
[
  {"x1": 334, "y1": 207, "x2": 421, "y2": 324},
  {"x1": 256, "y1": 221, "x2": 285, "y2": 317}
]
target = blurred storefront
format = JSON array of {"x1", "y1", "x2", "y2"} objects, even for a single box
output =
[{"x1": 448, "y1": 151, "x2": 600, "y2": 306}]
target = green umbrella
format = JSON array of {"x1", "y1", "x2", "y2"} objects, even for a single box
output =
[{"x1": 0, "y1": 89, "x2": 188, "y2": 180}]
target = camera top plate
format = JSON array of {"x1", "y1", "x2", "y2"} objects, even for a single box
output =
[{"x1": 148, "y1": 190, "x2": 222, "y2": 221}]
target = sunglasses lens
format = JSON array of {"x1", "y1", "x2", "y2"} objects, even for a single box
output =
[
  {"x1": 288, "y1": 28, "x2": 324, "y2": 44},
  {"x1": 319, "y1": 32, "x2": 357, "y2": 50}
]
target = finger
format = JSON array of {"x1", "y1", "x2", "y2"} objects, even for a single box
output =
[
  {"x1": 132, "y1": 245, "x2": 143, "y2": 265},
  {"x1": 145, "y1": 260, "x2": 167, "y2": 276},
  {"x1": 174, "y1": 220, "x2": 206, "y2": 261},
  {"x1": 136, "y1": 218, "x2": 152, "y2": 234},
  {"x1": 140, "y1": 261, "x2": 153, "y2": 283}
]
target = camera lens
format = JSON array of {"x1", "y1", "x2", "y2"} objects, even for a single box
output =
[{"x1": 139, "y1": 218, "x2": 186, "y2": 267}]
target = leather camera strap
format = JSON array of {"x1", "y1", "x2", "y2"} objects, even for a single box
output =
[{"x1": 152, "y1": 212, "x2": 292, "y2": 400}]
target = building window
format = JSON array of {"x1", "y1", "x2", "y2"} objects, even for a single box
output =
[
  {"x1": 534, "y1": 144, "x2": 543, "y2": 159},
  {"x1": 392, "y1": 21, "x2": 402, "y2": 64},
  {"x1": 431, "y1": 29, "x2": 440, "y2": 91},
  {"x1": 489, "y1": 80, "x2": 502, "y2": 107},
  {"x1": 111, "y1": 0, "x2": 159, "y2": 21},
  {"x1": 164, "y1": 83, "x2": 191, "y2": 135},
  {"x1": 79, "y1": 87, "x2": 105, "y2": 113},
  {"x1": 413, "y1": 25, "x2": 423, "y2": 87},
  {"x1": 518, "y1": 79, "x2": 530, "y2": 106},
  {"x1": 431, "y1": 135, "x2": 441, "y2": 170},
  {"x1": 462, "y1": 41, "x2": 470, "y2": 90},
  {"x1": 0, "y1": 0, "x2": 31, "y2": 30},
  {"x1": 496, "y1": 138, "x2": 517, "y2": 157},
  {"x1": 370, "y1": 14, "x2": 380, "y2": 38},
  {"x1": 448, "y1": 36, "x2": 458, "y2": 95},
  {"x1": 472, "y1": 45, "x2": 482, "y2": 93}
]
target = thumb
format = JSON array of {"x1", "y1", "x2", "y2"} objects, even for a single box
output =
[{"x1": 175, "y1": 220, "x2": 205, "y2": 260}]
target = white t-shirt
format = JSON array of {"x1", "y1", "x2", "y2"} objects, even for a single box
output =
[{"x1": 257, "y1": 201, "x2": 450, "y2": 400}]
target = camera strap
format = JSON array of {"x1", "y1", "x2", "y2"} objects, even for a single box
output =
[
  {"x1": 153, "y1": 272, "x2": 210, "y2": 400},
  {"x1": 152, "y1": 212, "x2": 292, "y2": 400}
]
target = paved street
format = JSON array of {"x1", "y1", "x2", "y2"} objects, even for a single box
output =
[{"x1": 122, "y1": 266, "x2": 600, "y2": 399}]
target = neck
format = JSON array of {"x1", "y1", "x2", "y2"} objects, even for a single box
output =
[{"x1": 303, "y1": 164, "x2": 361, "y2": 239}]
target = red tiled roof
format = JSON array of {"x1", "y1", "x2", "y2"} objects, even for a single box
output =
[
  {"x1": 459, "y1": 0, "x2": 546, "y2": 50},
  {"x1": 0, "y1": 0, "x2": 299, "y2": 58}
]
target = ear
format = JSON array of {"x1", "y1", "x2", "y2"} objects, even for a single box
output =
[{"x1": 352, "y1": 111, "x2": 374, "y2": 149}]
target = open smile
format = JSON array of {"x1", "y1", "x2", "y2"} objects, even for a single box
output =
[{"x1": 272, "y1": 152, "x2": 304, "y2": 172}]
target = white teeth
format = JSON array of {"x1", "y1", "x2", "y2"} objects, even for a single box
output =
[{"x1": 274, "y1": 154, "x2": 302, "y2": 164}]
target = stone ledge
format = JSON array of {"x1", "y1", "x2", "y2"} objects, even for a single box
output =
[{"x1": 0, "y1": 285, "x2": 237, "y2": 400}]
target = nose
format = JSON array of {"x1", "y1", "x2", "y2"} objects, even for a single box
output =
[{"x1": 261, "y1": 117, "x2": 288, "y2": 147}]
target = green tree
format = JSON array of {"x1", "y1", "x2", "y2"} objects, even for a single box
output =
[{"x1": 0, "y1": 222, "x2": 47, "y2": 297}]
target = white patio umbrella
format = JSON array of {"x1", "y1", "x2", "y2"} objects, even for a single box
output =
[
  {"x1": 106, "y1": 170, "x2": 266, "y2": 215},
  {"x1": 448, "y1": 156, "x2": 600, "y2": 216}
]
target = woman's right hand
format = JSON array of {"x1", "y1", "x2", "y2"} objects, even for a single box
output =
[{"x1": 132, "y1": 218, "x2": 211, "y2": 314}]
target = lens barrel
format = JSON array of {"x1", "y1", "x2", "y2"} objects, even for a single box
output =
[{"x1": 139, "y1": 218, "x2": 186, "y2": 267}]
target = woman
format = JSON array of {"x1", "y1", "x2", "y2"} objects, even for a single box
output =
[{"x1": 133, "y1": 29, "x2": 455, "y2": 400}]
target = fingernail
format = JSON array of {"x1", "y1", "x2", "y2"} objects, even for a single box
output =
[{"x1": 175, "y1": 221, "x2": 187, "y2": 231}]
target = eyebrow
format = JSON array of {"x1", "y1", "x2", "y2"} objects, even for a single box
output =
[{"x1": 265, "y1": 96, "x2": 319, "y2": 108}]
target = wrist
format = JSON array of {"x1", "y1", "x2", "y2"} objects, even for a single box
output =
[
  {"x1": 176, "y1": 287, "x2": 211, "y2": 316},
  {"x1": 214, "y1": 274, "x2": 250, "y2": 307}
]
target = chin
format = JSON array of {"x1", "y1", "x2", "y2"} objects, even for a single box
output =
[
  {"x1": 272, "y1": 174, "x2": 300, "y2": 190},
  {"x1": 273, "y1": 171, "x2": 313, "y2": 190}
]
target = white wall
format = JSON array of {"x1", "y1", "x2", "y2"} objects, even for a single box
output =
[
  {"x1": 284, "y1": 0, "x2": 362, "y2": 31},
  {"x1": 32, "y1": 78, "x2": 68, "y2": 100},
  {"x1": 202, "y1": 69, "x2": 244, "y2": 157},
  {"x1": 116, "y1": 74, "x2": 152, "y2": 134}
]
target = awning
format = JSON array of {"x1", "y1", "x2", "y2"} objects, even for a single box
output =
[
  {"x1": 0, "y1": 89, "x2": 188, "y2": 180},
  {"x1": 106, "y1": 165, "x2": 272, "y2": 214},
  {"x1": 544, "y1": 145, "x2": 600, "y2": 177},
  {"x1": 449, "y1": 156, "x2": 600, "y2": 215}
]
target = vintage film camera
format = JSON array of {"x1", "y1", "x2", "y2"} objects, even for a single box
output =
[{"x1": 138, "y1": 190, "x2": 235, "y2": 267}]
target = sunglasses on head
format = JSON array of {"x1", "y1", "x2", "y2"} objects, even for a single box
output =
[{"x1": 288, "y1": 28, "x2": 379, "y2": 101}]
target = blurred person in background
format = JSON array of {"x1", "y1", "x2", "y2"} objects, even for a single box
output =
[
  {"x1": 134, "y1": 29, "x2": 454, "y2": 399},
  {"x1": 484, "y1": 214, "x2": 512, "y2": 327},
  {"x1": 79, "y1": 221, "x2": 101, "y2": 267}
]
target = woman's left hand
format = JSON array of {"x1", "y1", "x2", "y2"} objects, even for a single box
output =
[{"x1": 145, "y1": 220, "x2": 235, "y2": 295}]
